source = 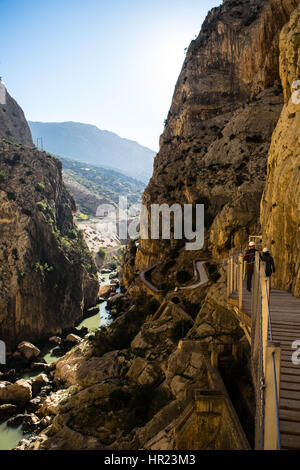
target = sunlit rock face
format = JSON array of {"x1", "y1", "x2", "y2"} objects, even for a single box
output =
[
  {"x1": 261, "y1": 5, "x2": 300, "y2": 297},
  {"x1": 0, "y1": 88, "x2": 33, "y2": 146},
  {"x1": 11, "y1": 0, "x2": 300, "y2": 452},
  {"x1": 127, "y1": 0, "x2": 300, "y2": 286},
  {"x1": 0, "y1": 93, "x2": 98, "y2": 349}
]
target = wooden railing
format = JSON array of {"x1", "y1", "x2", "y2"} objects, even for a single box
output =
[{"x1": 227, "y1": 251, "x2": 281, "y2": 450}]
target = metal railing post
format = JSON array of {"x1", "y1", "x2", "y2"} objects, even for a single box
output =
[
  {"x1": 230, "y1": 256, "x2": 234, "y2": 294},
  {"x1": 264, "y1": 341, "x2": 281, "y2": 449},
  {"x1": 227, "y1": 258, "x2": 231, "y2": 298},
  {"x1": 238, "y1": 254, "x2": 243, "y2": 310}
]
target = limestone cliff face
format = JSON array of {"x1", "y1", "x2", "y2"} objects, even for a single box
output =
[
  {"x1": 132, "y1": 0, "x2": 299, "y2": 284},
  {"x1": 0, "y1": 139, "x2": 99, "y2": 349},
  {"x1": 261, "y1": 5, "x2": 300, "y2": 297},
  {"x1": 15, "y1": 0, "x2": 300, "y2": 452},
  {"x1": 0, "y1": 88, "x2": 33, "y2": 146}
]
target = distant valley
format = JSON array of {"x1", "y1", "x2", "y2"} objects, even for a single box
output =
[
  {"x1": 60, "y1": 155, "x2": 144, "y2": 216},
  {"x1": 29, "y1": 121, "x2": 156, "y2": 182}
]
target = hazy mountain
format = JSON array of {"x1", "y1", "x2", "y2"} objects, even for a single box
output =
[{"x1": 28, "y1": 121, "x2": 155, "y2": 182}]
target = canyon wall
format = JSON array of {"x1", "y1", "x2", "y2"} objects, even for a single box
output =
[
  {"x1": 0, "y1": 95, "x2": 98, "y2": 349},
  {"x1": 11, "y1": 0, "x2": 300, "y2": 451},
  {"x1": 125, "y1": 0, "x2": 299, "y2": 289},
  {"x1": 261, "y1": 5, "x2": 300, "y2": 296}
]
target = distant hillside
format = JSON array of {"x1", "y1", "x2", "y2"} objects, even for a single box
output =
[
  {"x1": 60, "y1": 156, "x2": 144, "y2": 216},
  {"x1": 28, "y1": 121, "x2": 155, "y2": 182}
]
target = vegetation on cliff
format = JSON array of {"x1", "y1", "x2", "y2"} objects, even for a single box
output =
[{"x1": 0, "y1": 138, "x2": 98, "y2": 349}]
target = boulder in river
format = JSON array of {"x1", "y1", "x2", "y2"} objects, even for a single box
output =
[
  {"x1": 0, "y1": 369, "x2": 16, "y2": 382},
  {"x1": 74, "y1": 326, "x2": 89, "y2": 338},
  {"x1": 17, "y1": 342, "x2": 40, "y2": 361},
  {"x1": 107, "y1": 293, "x2": 130, "y2": 310},
  {"x1": 7, "y1": 413, "x2": 27, "y2": 428},
  {"x1": 29, "y1": 373, "x2": 49, "y2": 396},
  {"x1": 66, "y1": 334, "x2": 81, "y2": 344},
  {"x1": 7, "y1": 413, "x2": 40, "y2": 433},
  {"x1": 26, "y1": 397, "x2": 42, "y2": 413},
  {"x1": 0, "y1": 379, "x2": 32, "y2": 406},
  {"x1": 98, "y1": 284, "x2": 112, "y2": 298},
  {"x1": 0, "y1": 403, "x2": 17, "y2": 420},
  {"x1": 85, "y1": 306, "x2": 99, "y2": 317},
  {"x1": 30, "y1": 362, "x2": 55, "y2": 373},
  {"x1": 49, "y1": 336, "x2": 62, "y2": 345}
]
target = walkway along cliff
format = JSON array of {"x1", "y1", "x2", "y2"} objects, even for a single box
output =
[{"x1": 1, "y1": 0, "x2": 300, "y2": 450}]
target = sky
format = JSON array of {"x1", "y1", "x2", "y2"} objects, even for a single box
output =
[{"x1": 0, "y1": 0, "x2": 221, "y2": 151}]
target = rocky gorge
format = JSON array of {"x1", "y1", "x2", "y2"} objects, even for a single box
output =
[{"x1": 0, "y1": 0, "x2": 299, "y2": 451}]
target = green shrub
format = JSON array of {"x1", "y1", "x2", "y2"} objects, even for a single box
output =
[
  {"x1": 32, "y1": 262, "x2": 54, "y2": 279},
  {"x1": 18, "y1": 271, "x2": 26, "y2": 280},
  {"x1": 176, "y1": 270, "x2": 192, "y2": 284},
  {"x1": 97, "y1": 248, "x2": 107, "y2": 260},
  {"x1": 0, "y1": 171, "x2": 6, "y2": 183},
  {"x1": 68, "y1": 229, "x2": 77, "y2": 240},
  {"x1": 36, "y1": 201, "x2": 46, "y2": 212},
  {"x1": 61, "y1": 236, "x2": 72, "y2": 249},
  {"x1": 109, "y1": 260, "x2": 118, "y2": 270},
  {"x1": 35, "y1": 182, "x2": 45, "y2": 192}
]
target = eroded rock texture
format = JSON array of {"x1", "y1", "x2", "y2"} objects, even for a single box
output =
[
  {"x1": 137, "y1": 0, "x2": 299, "y2": 273},
  {"x1": 0, "y1": 141, "x2": 98, "y2": 349},
  {"x1": 0, "y1": 89, "x2": 33, "y2": 146},
  {"x1": 261, "y1": 5, "x2": 300, "y2": 296}
]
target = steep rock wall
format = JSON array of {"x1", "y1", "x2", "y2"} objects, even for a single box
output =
[
  {"x1": 0, "y1": 88, "x2": 33, "y2": 146},
  {"x1": 128, "y1": 0, "x2": 300, "y2": 288},
  {"x1": 261, "y1": 5, "x2": 300, "y2": 296},
  {"x1": 0, "y1": 140, "x2": 98, "y2": 349}
]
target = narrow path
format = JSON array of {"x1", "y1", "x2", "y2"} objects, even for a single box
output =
[
  {"x1": 229, "y1": 278, "x2": 300, "y2": 450},
  {"x1": 139, "y1": 264, "x2": 160, "y2": 293},
  {"x1": 139, "y1": 260, "x2": 209, "y2": 293},
  {"x1": 269, "y1": 290, "x2": 300, "y2": 450},
  {"x1": 180, "y1": 261, "x2": 208, "y2": 290}
]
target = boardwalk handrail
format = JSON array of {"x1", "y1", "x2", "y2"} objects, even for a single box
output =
[
  {"x1": 227, "y1": 251, "x2": 281, "y2": 450},
  {"x1": 272, "y1": 351, "x2": 281, "y2": 450}
]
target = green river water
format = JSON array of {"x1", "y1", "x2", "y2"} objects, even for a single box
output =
[{"x1": 0, "y1": 273, "x2": 117, "y2": 450}]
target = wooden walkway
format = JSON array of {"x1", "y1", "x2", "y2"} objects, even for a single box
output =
[
  {"x1": 230, "y1": 284, "x2": 300, "y2": 449},
  {"x1": 270, "y1": 290, "x2": 300, "y2": 450}
]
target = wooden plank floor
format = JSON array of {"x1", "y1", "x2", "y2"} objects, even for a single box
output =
[
  {"x1": 229, "y1": 285, "x2": 252, "y2": 317},
  {"x1": 229, "y1": 285, "x2": 300, "y2": 449},
  {"x1": 269, "y1": 290, "x2": 300, "y2": 450}
]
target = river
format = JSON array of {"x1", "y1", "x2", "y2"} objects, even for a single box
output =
[{"x1": 0, "y1": 272, "x2": 118, "y2": 450}]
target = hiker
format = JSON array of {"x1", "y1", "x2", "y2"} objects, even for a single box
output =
[
  {"x1": 243, "y1": 241, "x2": 257, "y2": 292},
  {"x1": 260, "y1": 247, "x2": 276, "y2": 291}
]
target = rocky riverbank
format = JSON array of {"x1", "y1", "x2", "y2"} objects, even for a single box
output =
[{"x1": 0, "y1": 269, "x2": 121, "y2": 450}]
